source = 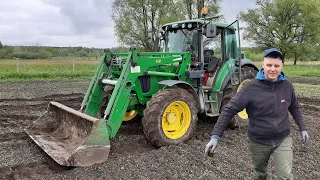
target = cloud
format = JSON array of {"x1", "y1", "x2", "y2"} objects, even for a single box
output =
[
  {"x1": 0, "y1": 0, "x2": 257, "y2": 48},
  {"x1": 44, "y1": 0, "x2": 114, "y2": 35},
  {"x1": 221, "y1": 0, "x2": 257, "y2": 46},
  {"x1": 0, "y1": 0, "x2": 115, "y2": 48},
  {"x1": 221, "y1": 0, "x2": 256, "y2": 23}
]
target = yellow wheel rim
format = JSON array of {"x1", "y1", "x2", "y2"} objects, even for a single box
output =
[
  {"x1": 237, "y1": 79, "x2": 251, "y2": 120},
  {"x1": 123, "y1": 110, "x2": 138, "y2": 121},
  {"x1": 162, "y1": 101, "x2": 191, "y2": 139}
]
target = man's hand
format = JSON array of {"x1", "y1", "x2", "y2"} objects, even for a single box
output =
[
  {"x1": 204, "y1": 135, "x2": 219, "y2": 157},
  {"x1": 301, "y1": 130, "x2": 309, "y2": 143}
]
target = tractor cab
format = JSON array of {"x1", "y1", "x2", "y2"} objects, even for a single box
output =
[{"x1": 161, "y1": 19, "x2": 240, "y2": 86}]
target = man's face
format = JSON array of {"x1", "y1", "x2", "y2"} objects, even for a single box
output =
[{"x1": 262, "y1": 57, "x2": 283, "y2": 81}]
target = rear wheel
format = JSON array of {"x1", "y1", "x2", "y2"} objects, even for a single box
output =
[
  {"x1": 142, "y1": 88, "x2": 198, "y2": 147},
  {"x1": 220, "y1": 66, "x2": 258, "y2": 128},
  {"x1": 221, "y1": 82, "x2": 237, "y2": 129},
  {"x1": 236, "y1": 66, "x2": 258, "y2": 120}
]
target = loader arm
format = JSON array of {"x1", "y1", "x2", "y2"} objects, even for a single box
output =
[
  {"x1": 102, "y1": 49, "x2": 140, "y2": 137},
  {"x1": 100, "y1": 49, "x2": 191, "y2": 138},
  {"x1": 80, "y1": 48, "x2": 192, "y2": 139}
]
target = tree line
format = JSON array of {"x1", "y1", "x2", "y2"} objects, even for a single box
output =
[
  {"x1": 0, "y1": 42, "x2": 129, "y2": 59},
  {"x1": 242, "y1": 47, "x2": 320, "y2": 62}
]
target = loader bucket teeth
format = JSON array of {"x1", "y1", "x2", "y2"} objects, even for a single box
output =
[{"x1": 25, "y1": 101, "x2": 110, "y2": 167}]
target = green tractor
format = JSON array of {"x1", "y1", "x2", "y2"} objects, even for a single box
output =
[{"x1": 25, "y1": 16, "x2": 258, "y2": 166}]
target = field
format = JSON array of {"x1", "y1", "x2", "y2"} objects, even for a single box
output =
[
  {"x1": 1, "y1": 59, "x2": 320, "y2": 82},
  {"x1": 0, "y1": 59, "x2": 319, "y2": 179}
]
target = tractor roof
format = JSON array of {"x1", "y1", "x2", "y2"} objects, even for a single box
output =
[{"x1": 162, "y1": 19, "x2": 236, "y2": 29}]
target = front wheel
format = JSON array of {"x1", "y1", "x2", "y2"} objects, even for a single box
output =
[{"x1": 142, "y1": 88, "x2": 198, "y2": 147}]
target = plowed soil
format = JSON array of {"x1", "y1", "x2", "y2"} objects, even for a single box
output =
[{"x1": 0, "y1": 79, "x2": 319, "y2": 180}]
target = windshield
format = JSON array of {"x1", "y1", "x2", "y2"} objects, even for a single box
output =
[{"x1": 165, "y1": 29, "x2": 198, "y2": 53}]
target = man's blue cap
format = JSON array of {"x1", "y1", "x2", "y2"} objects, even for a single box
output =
[{"x1": 264, "y1": 48, "x2": 283, "y2": 60}]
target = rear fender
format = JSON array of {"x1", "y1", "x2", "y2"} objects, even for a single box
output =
[
  {"x1": 158, "y1": 80, "x2": 200, "y2": 110},
  {"x1": 240, "y1": 62, "x2": 259, "y2": 72},
  {"x1": 220, "y1": 61, "x2": 258, "y2": 91}
]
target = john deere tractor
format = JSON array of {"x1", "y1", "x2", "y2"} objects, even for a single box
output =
[{"x1": 25, "y1": 15, "x2": 258, "y2": 166}]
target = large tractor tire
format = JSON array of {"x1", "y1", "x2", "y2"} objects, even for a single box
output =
[
  {"x1": 236, "y1": 66, "x2": 258, "y2": 120},
  {"x1": 142, "y1": 88, "x2": 198, "y2": 147},
  {"x1": 220, "y1": 82, "x2": 237, "y2": 129},
  {"x1": 99, "y1": 88, "x2": 140, "y2": 123},
  {"x1": 220, "y1": 66, "x2": 258, "y2": 128}
]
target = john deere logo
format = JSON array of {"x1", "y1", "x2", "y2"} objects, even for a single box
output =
[{"x1": 156, "y1": 59, "x2": 161, "y2": 63}]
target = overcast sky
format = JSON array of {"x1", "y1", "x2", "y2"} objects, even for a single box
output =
[{"x1": 0, "y1": 0, "x2": 256, "y2": 48}]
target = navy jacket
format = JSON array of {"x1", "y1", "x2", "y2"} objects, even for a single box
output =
[{"x1": 211, "y1": 68, "x2": 307, "y2": 145}]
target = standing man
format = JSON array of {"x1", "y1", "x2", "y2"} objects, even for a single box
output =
[{"x1": 205, "y1": 48, "x2": 309, "y2": 180}]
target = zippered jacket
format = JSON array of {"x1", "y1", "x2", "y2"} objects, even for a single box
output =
[{"x1": 211, "y1": 68, "x2": 307, "y2": 145}]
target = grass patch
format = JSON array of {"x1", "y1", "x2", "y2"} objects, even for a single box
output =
[
  {"x1": 282, "y1": 65, "x2": 320, "y2": 77},
  {"x1": 0, "y1": 59, "x2": 99, "y2": 82},
  {"x1": 293, "y1": 83, "x2": 320, "y2": 99}
]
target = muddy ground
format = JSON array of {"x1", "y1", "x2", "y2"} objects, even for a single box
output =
[{"x1": 0, "y1": 78, "x2": 319, "y2": 180}]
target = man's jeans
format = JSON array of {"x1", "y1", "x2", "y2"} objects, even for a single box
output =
[{"x1": 249, "y1": 136, "x2": 293, "y2": 180}]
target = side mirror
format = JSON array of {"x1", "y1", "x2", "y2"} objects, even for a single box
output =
[
  {"x1": 241, "y1": 51, "x2": 244, "y2": 59},
  {"x1": 203, "y1": 24, "x2": 217, "y2": 38},
  {"x1": 160, "y1": 30, "x2": 165, "y2": 40}
]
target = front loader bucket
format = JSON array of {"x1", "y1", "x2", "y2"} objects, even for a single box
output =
[{"x1": 25, "y1": 101, "x2": 110, "y2": 167}]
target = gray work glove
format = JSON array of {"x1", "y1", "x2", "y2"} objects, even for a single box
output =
[
  {"x1": 204, "y1": 135, "x2": 219, "y2": 157},
  {"x1": 301, "y1": 130, "x2": 309, "y2": 143}
]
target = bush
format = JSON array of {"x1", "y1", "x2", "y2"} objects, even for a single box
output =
[
  {"x1": 0, "y1": 46, "x2": 14, "y2": 58},
  {"x1": 243, "y1": 50, "x2": 263, "y2": 62}
]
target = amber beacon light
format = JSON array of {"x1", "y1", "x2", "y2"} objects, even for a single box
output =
[{"x1": 201, "y1": 7, "x2": 208, "y2": 16}]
